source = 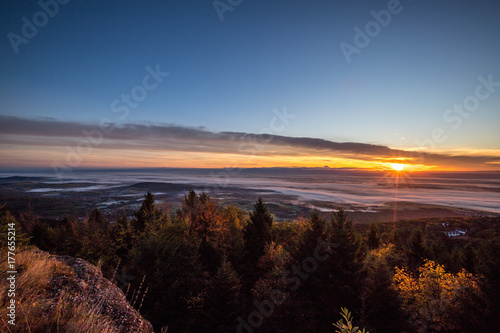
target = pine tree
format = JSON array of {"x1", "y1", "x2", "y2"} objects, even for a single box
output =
[
  {"x1": 80, "y1": 207, "x2": 116, "y2": 264},
  {"x1": 362, "y1": 245, "x2": 406, "y2": 332},
  {"x1": 198, "y1": 236, "x2": 221, "y2": 273},
  {"x1": 406, "y1": 228, "x2": 427, "y2": 270},
  {"x1": 279, "y1": 212, "x2": 330, "y2": 332},
  {"x1": 129, "y1": 215, "x2": 204, "y2": 331},
  {"x1": 293, "y1": 211, "x2": 330, "y2": 266},
  {"x1": 113, "y1": 215, "x2": 135, "y2": 258},
  {"x1": 312, "y1": 208, "x2": 364, "y2": 332},
  {"x1": 182, "y1": 189, "x2": 199, "y2": 230},
  {"x1": 88, "y1": 207, "x2": 108, "y2": 231},
  {"x1": 134, "y1": 191, "x2": 160, "y2": 232},
  {"x1": 58, "y1": 215, "x2": 80, "y2": 256},
  {"x1": 284, "y1": 209, "x2": 365, "y2": 333},
  {"x1": 244, "y1": 198, "x2": 273, "y2": 262},
  {"x1": 461, "y1": 242, "x2": 476, "y2": 274},
  {"x1": 476, "y1": 238, "x2": 500, "y2": 330},
  {"x1": 204, "y1": 257, "x2": 243, "y2": 332},
  {"x1": 242, "y1": 198, "x2": 274, "y2": 287},
  {"x1": 366, "y1": 223, "x2": 380, "y2": 250}
]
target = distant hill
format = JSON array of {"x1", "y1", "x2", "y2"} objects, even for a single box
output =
[{"x1": 0, "y1": 176, "x2": 48, "y2": 183}]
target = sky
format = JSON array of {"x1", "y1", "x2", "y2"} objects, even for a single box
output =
[{"x1": 1, "y1": 0, "x2": 500, "y2": 172}]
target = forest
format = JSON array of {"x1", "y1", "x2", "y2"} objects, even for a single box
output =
[{"x1": 1, "y1": 190, "x2": 500, "y2": 332}]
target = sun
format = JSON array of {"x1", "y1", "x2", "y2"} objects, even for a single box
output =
[{"x1": 391, "y1": 163, "x2": 406, "y2": 171}]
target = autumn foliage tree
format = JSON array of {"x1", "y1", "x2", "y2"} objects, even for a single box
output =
[
  {"x1": 393, "y1": 259, "x2": 487, "y2": 332},
  {"x1": 8, "y1": 191, "x2": 500, "y2": 333},
  {"x1": 180, "y1": 190, "x2": 232, "y2": 272}
]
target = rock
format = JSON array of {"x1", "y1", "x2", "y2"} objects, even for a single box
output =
[{"x1": 50, "y1": 255, "x2": 155, "y2": 333}]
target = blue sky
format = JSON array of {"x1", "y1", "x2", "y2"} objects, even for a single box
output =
[{"x1": 1, "y1": 0, "x2": 500, "y2": 170}]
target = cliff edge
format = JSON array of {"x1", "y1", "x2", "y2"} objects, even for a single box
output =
[{"x1": 0, "y1": 247, "x2": 154, "y2": 333}]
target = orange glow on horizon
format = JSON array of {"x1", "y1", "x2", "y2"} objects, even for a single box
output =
[
  {"x1": 1, "y1": 145, "x2": 499, "y2": 172},
  {"x1": 391, "y1": 163, "x2": 406, "y2": 171}
]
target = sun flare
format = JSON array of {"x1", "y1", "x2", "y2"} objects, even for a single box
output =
[{"x1": 391, "y1": 163, "x2": 406, "y2": 171}]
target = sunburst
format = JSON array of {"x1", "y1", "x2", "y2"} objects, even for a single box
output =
[{"x1": 391, "y1": 163, "x2": 406, "y2": 171}]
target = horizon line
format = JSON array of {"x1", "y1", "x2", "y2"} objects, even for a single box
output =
[{"x1": 1, "y1": 166, "x2": 500, "y2": 174}]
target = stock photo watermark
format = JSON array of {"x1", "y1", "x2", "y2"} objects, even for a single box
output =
[
  {"x1": 411, "y1": 74, "x2": 499, "y2": 163},
  {"x1": 340, "y1": 0, "x2": 411, "y2": 64},
  {"x1": 213, "y1": 0, "x2": 243, "y2": 22},
  {"x1": 5, "y1": 220, "x2": 18, "y2": 326},
  {"x1": 236, "y1": 237, "x2": 339, "y2": 333},
  {"x1": 7, "y1": 0, "x2": 72, "y2": 54},
  {"x1": 51, "y1": 64, "x2": 169, "y2": 178}
]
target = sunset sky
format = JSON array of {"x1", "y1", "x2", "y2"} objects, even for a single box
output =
[{"x1": 1, "y1": 0, "x2": 499, "y2": 171}]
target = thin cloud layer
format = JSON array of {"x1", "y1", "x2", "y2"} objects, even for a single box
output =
[{"x1": 1, "y1": 116, "x2": 499, "y2": 170}]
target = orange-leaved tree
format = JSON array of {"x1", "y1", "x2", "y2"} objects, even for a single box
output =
[{"x1": 393, "y1": 259, "x2": 487, "y2": 332}]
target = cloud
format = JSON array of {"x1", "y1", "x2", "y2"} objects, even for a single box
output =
[{"x1": 1, "y1": 116, "x2": 499, "y2": 169}]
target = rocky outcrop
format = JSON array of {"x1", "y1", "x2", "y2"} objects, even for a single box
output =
[{"x1": 50, "y1": 255, "x2": 154, "y2": 333}]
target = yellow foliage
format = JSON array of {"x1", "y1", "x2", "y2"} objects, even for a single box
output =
[
  {"x1": 393, "y1": 259, "x2": 481, "y2": 332},
  {"x1": 0, "y1": 247, "x2": 118, "y2": 332}
]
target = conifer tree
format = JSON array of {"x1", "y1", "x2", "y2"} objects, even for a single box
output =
[
  {"x1": 406, "y1": 228, "x2": 428, "y2": 270},
  {"x1": 113, "y1": 215, "x2": 135, "y2": 258},
  {"x1": 291, "y1": 208, "x2": 364, "y2": 332},
  {"x1": 283, "y1": 209, "x2": 365, "y2": 332},
  {"x1": 242, "y1": 198, "x2": 274, "y2": 287},
  {"x1": 182, "y1": 189, "x2": 199, "y2": 229},
  {"x1": 204, "y1": 257, "x2": 243, "y2": 332},
  {"x1": 80, "y1": 207, "x2": 115, "y2": 264},
  {"x1": 134, "y1": 191, "x2": 160, "y2": 232},
  {"x1": 244, "y1": 198, "x2": 274, "y2": 262},
  {"x1": 362, "y1": 245, "x2": 406, "y2": 331},
  {"x1": 461, "y1": 242, "x2": 476, "y2": 274},
  {"x1": 88, "y1": 207, "x2": 108, "y2": 231},
  {"x1": 366, "y1": 223, "x2": 380, "y2": 250}
]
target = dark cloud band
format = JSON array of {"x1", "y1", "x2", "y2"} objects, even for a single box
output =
[{"x1": 1, "y1": 116, "x2": 499, "y2": 169}]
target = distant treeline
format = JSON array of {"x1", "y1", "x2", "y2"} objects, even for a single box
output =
[{"x1": 1, "y1": 191, "x2": 500, "y2": 332}]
